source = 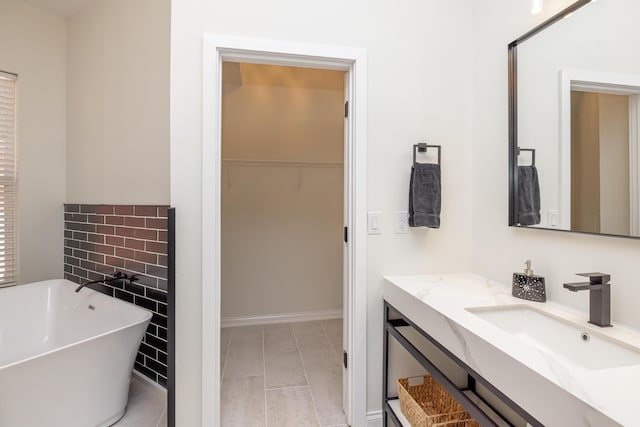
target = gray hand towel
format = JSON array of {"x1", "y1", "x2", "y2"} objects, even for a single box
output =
[
  {"x1": 409, "y1": 163, "x2": 441, "y2": 228},
  {"x1": 518, "y1": 165, "x2": 541, "y2": 226}
]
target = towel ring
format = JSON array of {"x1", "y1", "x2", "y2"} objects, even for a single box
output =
[
  {"x1": 517, "y1": 147, "x2": 536, "y2": 166},
  {"x1": 413, "y1": 143, "x2": 441, "y2": 167}
]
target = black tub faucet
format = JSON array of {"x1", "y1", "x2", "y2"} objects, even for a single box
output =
[
  {"x1": 75, "y1": 271, "x2": 137, "y2": 293},
  {"x1": 563, "y1": 272, "x2": 612, "y2": 327}
]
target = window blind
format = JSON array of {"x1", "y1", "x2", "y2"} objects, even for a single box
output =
[{"x1": 0, "y1": 72, "x2": 17, "y2": 286}]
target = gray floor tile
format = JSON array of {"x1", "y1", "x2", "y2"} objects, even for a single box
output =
[
  {"x1": 307, "y1": 369, "x2": 346, "y2": 426},
  {"x1": 114, "y1": 377, "x2": 166, "y2": 427},
  {"x1": 331, "y1": 343, "x2": 342, "y2": 359},
  {"x1": 221, "y1": 375, "x2": 266, "y2": 427},
  {"x1": 266, "y1": 387, "x2": 320, "y2": 427},
  {"x1": 297, "y1": 336, "x2": 341, "y2": 373},
  {"x1": 231, "y1": 325, "x2": 263, "y2": 342},
  {"x1": 219, "y1": 321, "x2": 345, "y2": 427},
  {"x1": 263, "y1": 323, "x2": 293, "y2": 340},
  {"x1": 292, "y1": 321, "x2": 325, "y2": 338},
  {"x1": 264, "y1": 323, "x2": 297, "y2": 353},
  {"x1": 221, "y1": 328, "x2": 232, "y2": 377},
  {"x1": 221, "y1": 327, "x2": 232, "y2": 347},
  {"x1": 156, "y1": 407, "x2": 167, "y2": 427},
  {"x1": 320, "y1": 319, "x2": 343, "y2": 347},
  {"x1": 224, "y1": 340, "x2": 264, "y2": 378},
  {"x1": 265, "y1": 347, "x2": 307, "y2": 389},
  {"x1": 296, "y1": 335, "x2": 332, "y2": 352}
]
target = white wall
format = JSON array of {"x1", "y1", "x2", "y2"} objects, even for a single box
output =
[
  {"x1": 0, "y1": 0, "x2": 66, "y2": 284},
  {"x1": 66, "y1": 0, "x2": 170, "y2": 204},
  {"x1": 221, "y1": 80, "x2": 344, "y2": 318},
  {"x1": 171, "y1": 0, "x2": 474, "y2": 423},
  {"x1": 222, "y1": 70, "x2": 345, "y2": 162},
  {"x1": 221, "y1": 166, "x2": 344, "y2": 317},
  {"x1": 472, "y1": 0, "x2": 640, "y2": 337}
]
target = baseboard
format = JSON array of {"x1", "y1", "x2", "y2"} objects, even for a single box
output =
[
  {"x1": 133, "y1": 369, "x2": 167, "y2": 395},
  {"x1": 367, "y1": 410, "x2": 383, "y2": 427},
  {"x1": 221, "y1": 308, "x2": 342, "y2": 328}
]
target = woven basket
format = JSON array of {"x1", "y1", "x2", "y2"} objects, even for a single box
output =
[{"x1": 397, "y1": 375, "x2": 480, "y2": 427}]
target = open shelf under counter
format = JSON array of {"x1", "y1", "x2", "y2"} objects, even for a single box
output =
[
  {"x1": 382, "y1": 300, "x2": 538, "y2": 427},
  {"x1": 386, "y1": 399, "x2": 411, "y2": 427},
  {"x1": 385, "y1": 392, "x2": 510, "y2": 427}
]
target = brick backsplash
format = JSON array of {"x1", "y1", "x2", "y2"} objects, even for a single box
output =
[{"x1": 64, "y1": 204, "x2": 169, "y2": 387}]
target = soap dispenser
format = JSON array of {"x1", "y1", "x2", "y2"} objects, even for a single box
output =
[{"x1": 512, "y1": 260, "x2": 546, "y2": 302}]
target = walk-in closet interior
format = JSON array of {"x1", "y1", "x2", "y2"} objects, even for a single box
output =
[{"x1": 219, "y1": 62, "x2": 348, "y2": 426}]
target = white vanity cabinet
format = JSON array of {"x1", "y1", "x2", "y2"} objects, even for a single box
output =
[
  {"x1": 383, "y1": 274, "x2": 626, "y2": 427},
  {"x1": 382, "y1": 300, "x2": 534, "y2": 427}
]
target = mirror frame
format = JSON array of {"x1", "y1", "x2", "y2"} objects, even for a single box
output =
[{"x1": 506, "y1": 0, "x2": 616, "y2": 234}]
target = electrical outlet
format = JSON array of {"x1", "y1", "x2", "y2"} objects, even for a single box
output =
[
  {"x1": 367, "y1": 211, "x2": 382, "y2": 235},
  {"x1": 547, "y1": 210, "x2": 559, "y2": 227},
  {"x1": 395, "y1": 211, "x2": 409, "y2": 234}
]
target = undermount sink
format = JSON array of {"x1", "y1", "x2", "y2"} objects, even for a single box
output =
[{"x1": 466, "y1": 305, "x2": 640, "y2": 371}]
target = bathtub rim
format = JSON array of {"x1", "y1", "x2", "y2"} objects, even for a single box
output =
[{"x1": 0, "y1": 280, "x2": 153, "y2": 371}]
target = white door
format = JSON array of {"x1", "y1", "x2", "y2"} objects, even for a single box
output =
[
  {"x1": 629, "y1": 94, "x2": 640, "y2": 236},
  {"x1": 342, "y1": 70, "x2": 351, "y2": 424}
]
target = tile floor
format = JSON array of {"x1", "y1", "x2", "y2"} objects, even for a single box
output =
[
  {"x1": 221, "y1": 320, "x2": 347, "y2": 427},
  {"x1": 113, "y1": 375, "x2": 167, "y2": 427}
]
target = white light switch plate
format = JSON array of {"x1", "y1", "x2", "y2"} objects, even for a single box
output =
[
  {"x1": 395, "y1": 211, "x2": 409, "y2": 234},
  {"x1": 368, "y1": 211, "x2": 382, "y2": 234}
]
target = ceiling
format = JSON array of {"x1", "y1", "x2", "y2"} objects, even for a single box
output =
[{"x1": 18, "y1": 0, "x2": 97, "y2": 18}]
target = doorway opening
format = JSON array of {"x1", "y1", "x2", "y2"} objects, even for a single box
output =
[
  {"x1": 220, "y1": 62, "x2": 346, "y2": 426},
  {"x1": 571, "y1": 91, "x2": 633, "y2": 234},
  {"x1": 560, "y1": 69, "x2": 640, "y2": 234},
  {"x1": 201, "y1": 36, "x2": 368, "y2": 427}
]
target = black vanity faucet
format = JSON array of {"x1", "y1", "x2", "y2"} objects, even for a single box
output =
[{"x1": 563, "y1": 273, "x2": 612, "y2": 327}]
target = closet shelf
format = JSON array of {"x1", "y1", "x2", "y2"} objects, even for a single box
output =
[{"x1": 222, "y1": 158, "x2": 343, "y2": 168}]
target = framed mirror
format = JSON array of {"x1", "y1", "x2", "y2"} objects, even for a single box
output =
[{"x1": 508, "y1": 0, "x2": 640, "y2": 238}]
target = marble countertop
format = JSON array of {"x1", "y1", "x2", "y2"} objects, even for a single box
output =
[{"x1": 384, "y1": 274, "x2": 640, "y2": 427}]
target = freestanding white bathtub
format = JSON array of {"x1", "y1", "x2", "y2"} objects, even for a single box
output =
[{"x1": 0, "y1": 279, "x2": 152, "y2": 427}]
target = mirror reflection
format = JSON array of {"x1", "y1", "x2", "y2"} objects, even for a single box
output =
[{"x1": 510, "y1": 0, "x2": 640, "y2": 237}]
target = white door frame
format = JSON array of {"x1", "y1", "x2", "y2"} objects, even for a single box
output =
[{"x1": 201, "y1": 34, "x2": 368, "y2": 427}]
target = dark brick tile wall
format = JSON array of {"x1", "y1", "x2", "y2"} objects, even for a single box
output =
[{"x1": 64, "y1": 204, "x2": 169, "y2": 387}]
